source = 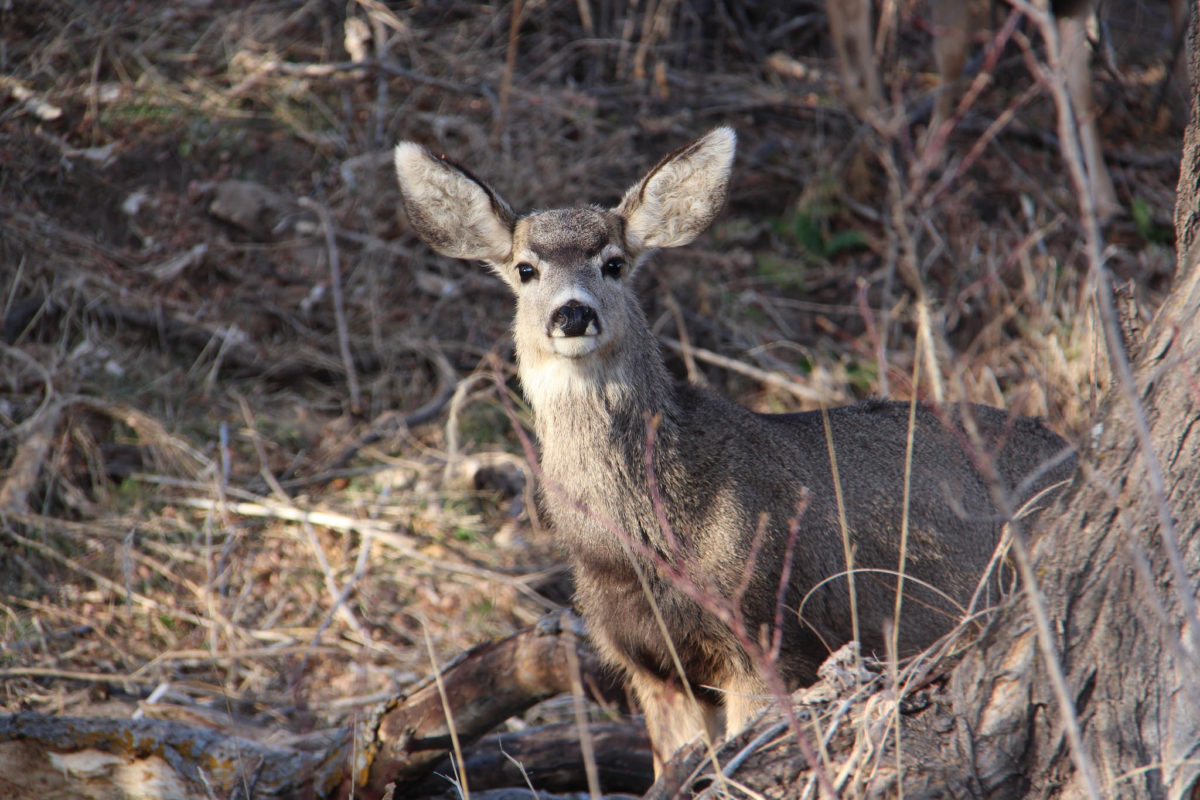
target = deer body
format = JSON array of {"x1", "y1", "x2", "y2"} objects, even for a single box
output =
[{"x1": 394, "y1": 128, "x2": 1076, "y2": 768}]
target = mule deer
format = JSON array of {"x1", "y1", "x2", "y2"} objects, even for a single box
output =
[{"x1": 394, "y1": 128, "x2": 1076, "y2": 769}]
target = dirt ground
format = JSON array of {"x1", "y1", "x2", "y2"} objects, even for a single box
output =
[{"x1": 0, "y1": 0, "x2": 1187, "y2": 787}]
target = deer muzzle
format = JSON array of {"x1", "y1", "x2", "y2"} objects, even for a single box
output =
[{"x1": 550, "y1": 301, "x2": 601, "y2": 338}]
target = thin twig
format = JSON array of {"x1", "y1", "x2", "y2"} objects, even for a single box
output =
[
  {"x1": 443, "y1": 372, "x2": 495, "y2": 485},
  {"x1": 562, "y1": 622, "x2": 603, "y2": 800},
  {"x1": 177, "y1": 495, "x2": 558, "y2": 610},
  {"x1": 719, "y1": 721, "x2": 789, "y2": 779},
  {"x1": 231, "y1": 51, "x2": 483, "y2": 96},
  {"x1": 299, "y1": 195, "x2": 361, "y2": 414},
  {"x1": 422, "y1": 620, "x2": 470, "y2": 800},
  {"x1": 890, "y1": 338, "x2": 921, "y2": 799},
  {"x1": 300, "y1": 517, "x2": 368, "y2": 641},
  {"x1": 659, "y1": 337, "x2": 828, "y2": 403},
  {"x1": 663, "y1": 295, "x2": 702, "y2": 385},
  {"x1": 878, "y1": 144, "x2": 945, "y2": 403},
  {"x1": 821, "y1": 407, "x2": 861, "y2": 660},
  {"x1": 497, "y1": 0, "x2": 525, "y2": 137}
]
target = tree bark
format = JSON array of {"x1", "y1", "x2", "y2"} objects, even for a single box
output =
[{"x1": 1175, "y1": 1, "x2": 1200, "y2": 285}]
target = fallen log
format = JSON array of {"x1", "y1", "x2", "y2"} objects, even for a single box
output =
[
  {"x1": 414, "y1": 720, "x2": 653, "y2": 796},
  {"x1": 0, "y1": 614, "x2": 637, "y2": 799},
  {"x1": 345, "y1": 612, "x2": 630, "y2": 797}
]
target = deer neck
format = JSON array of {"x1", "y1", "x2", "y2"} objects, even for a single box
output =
[{"x1": 517, "y1": 323, "x2": 678, "y2": 492}]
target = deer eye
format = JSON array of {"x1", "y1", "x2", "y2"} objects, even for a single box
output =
[
  {"x1": 516, "y1": 262, "x2": 538, "y2": 283},
  {"x1": 602, "y1": 257, "x2": 625, "y2": 279}
]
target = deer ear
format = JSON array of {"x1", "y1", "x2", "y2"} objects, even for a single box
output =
[
  {"x1": 615, "y1": 127, "x2": 736, "y2": 252},
  {"x1": 394, "y1": 143, "x2": 515, "y2": 264}
]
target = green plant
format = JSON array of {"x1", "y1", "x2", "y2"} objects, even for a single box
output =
[
  {"x1": 781, "y1": 210, "x2": 868, "y2": 259},
  {"x1": 1131, "y1": 197, "x2": 1172, "y2": 245},
  {"x1": 754, "y1": 253, "x2": 808, "y2": 290}
]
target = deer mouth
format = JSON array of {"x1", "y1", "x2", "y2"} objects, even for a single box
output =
[{"x1": 549, "y1": 330, "x2": 601, "y2": 358}]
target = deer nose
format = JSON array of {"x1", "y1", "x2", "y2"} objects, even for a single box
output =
[{"x1": 551, "y1": 301, "x2": 599, "y2": 337}]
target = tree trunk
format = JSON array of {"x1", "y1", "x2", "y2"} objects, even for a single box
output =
[{"x1": 1176, "y1": 0, "x2": 1200, "y2": 286}]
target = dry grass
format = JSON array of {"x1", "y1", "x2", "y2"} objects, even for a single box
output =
[{"x1": 0, "y1": 0, "x2": 1185, "y2": 784}]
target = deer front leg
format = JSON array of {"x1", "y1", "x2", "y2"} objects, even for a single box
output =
[
  {"x1": 629, "y1": 670, "x2": 722, "y2": 775},
  {"x1": 720, "y1": 671, "x2": 770, "y2": 741}
]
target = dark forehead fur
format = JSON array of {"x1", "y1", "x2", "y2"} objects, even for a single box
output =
[{"x1": 518, "y1": 208, "x2": 624, "y2": 263}]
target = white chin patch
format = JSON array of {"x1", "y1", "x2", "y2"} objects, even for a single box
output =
[{"x1": 550, "y1": 335, "x2": 600, "y2": 358}]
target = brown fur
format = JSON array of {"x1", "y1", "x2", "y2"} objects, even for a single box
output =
[{"x1": 394, "y1": 128, "x2": 1077, "y2": 769}]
